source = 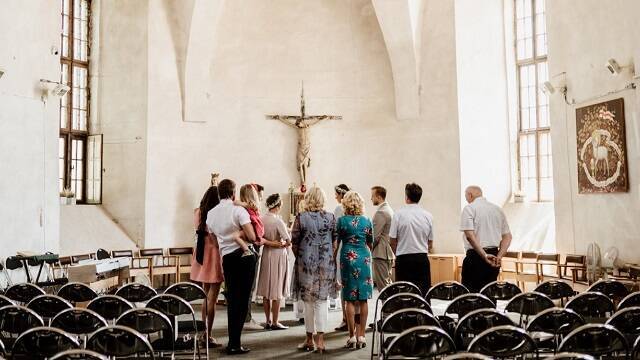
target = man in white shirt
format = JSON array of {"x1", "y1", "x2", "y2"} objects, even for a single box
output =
[
  {"x1": 459, "y1": 185, "x2": 512, "y2": 292},
  {"x1": 207, "y1": 179, "x2": 258, "y2": 355},
  {"x1": 390, "y1": 183, "x2": 434, "y2": 295}
]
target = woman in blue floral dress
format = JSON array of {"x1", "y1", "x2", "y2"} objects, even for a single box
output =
[{"x1": 335, "y1": 191, "x2": 373, "y2": 350}]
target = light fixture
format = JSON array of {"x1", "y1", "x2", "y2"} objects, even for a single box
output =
[
  {"x1": 605, "y1": 58, "x2": 635, "y2": 76},
  {"x1": 39, "y1": 79, "x2": 70, "y2": 97},
  {"x1": 542, "y1": 80, "x2": 566, "y2": 95}
]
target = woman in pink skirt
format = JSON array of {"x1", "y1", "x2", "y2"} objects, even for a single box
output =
[
  {"x1": 256, "y1": 193, "x2": 291, "y2": 330},
  {"x1": 190, "y1": 186, "x2": 224, "y2": 347}
]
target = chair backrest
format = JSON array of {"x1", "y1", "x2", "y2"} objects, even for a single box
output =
[
  {"x1": 87, "y1": 295, "x2": 134, "y2": 321},
  {"x1": 49, "y1": 349, "x2": 109, "y2": 360},
  {"x1": 454, "y1": 309, "x2": 513, "y2": 349},
  {"x1": 565, "y1": 291, "x2": 615, "y2": 320},
  {"x1": 27, "y1": 295, "x2": 73, "y2": 320},
  {"x1": 505, "y1": 291, "x2": 555, "y2": 316},
  {"x1": 526, "y1": 307, "x2": 585, "y2": 335},
  {"x1": 70, "y1": 254, "x2": 92, "y2": 264},
  {"x1": 0, "y1": 295, "x2": 14, "y2": 308},
  {"x1": 0, "y1": 305, "x2": 44, "y2": 334},
  {"x1": 116, "y1": 308, "x2": 173, "y2": 335},
  {"x1": 4, "y1": 257, "x2": 29, "y2": 284},
  {"x1": 606, "y1": 306, "x2": 640, "y2": 340},
  {"x1": 537, "y1": 253, "x2": 560, "y2": 263},
  {"x1": 115, "y1": 283, "x2": 157, "y2": 303},
  {"x1": 378, "y1": 281, "x2": 422, "y2": 303},
  {"x1": 380, "y1": 308, "x2": 439, "y2": 334},
  {"x1": 111, "y1": 250, "x2": 133, "y2": 258},
  {"x1": 521, "y1": 251, "x2": 538, "y2": 259},
  {"x1": 86, "y1": 325, "x2": 154, "y2": 358},
  {"x1": 51, "y1": 308, "x2": 107, "y2": 335},
  {"x1": 5, "y1": 283, "x2": 46, "y2": 304},
  {"x1": 444, "y1": 293, "x2": 495, "y2": 318},
  {"x1": 480, "y1": 281, "x2": 522, "y2": 302},
  {"x1": 619, "y1": 291, "x2": 640, "y2": 310},
  {"x1": 443, "y1": 353, "x2": 493, "y2": 360},
  {"x1": 468, "y1": 325, "x2": 537, "y2": 358},
  {"x1": 381, "y1": 293, "x2": 432, "y2": 318},
  {"x1": 164, "y1": 282, "x2": 206, "y2": 302},
  {"x1": 139, "y1": 248, "x2": 163, "y2": 257},
  {"x1": 146, "y1": 294, "x2": 194, "y2": 317},
  {"x1": 546, "y1": 352, "x2": 595, "y2": 360},
  {"x1": 587, "y1": 279, "x2": 630, "y2": 302},
  {"x1": 168, "y1": 247, "x2": 192, "y2": 256},
  {"x1": 385, "y1": 325, "x2": 456, "y2": 358},
  {"x1": 58, "y1": 257, "x2": 72, "y2": 266},
  {"x1": 426, "y1": 281, "x2": 469, "y2": 301},
  {"x1": 11, "y1": 326, "x2": 79, "y2": 360},
  {"x1": 57, "y1": 282, "x2": 98, "y2": 304},
  {"x1": 559, "y1": 323, "x2": 628, "y2": 356},
  {"x1": 535, "y1": 280, "x2": 576, "y2": 300}
]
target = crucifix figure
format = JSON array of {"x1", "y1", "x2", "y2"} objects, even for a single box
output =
[{"x1": 266, "y1": 83, "x2": 341, "y2": 190}]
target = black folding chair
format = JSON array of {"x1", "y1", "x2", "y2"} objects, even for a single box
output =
[
  {"x1": 5, "y1": 283, "x2": 45, "y2": 304},
  {"x1": 618, "y1": 291, "x2": 640, "y2": 310},
  {"x1": 51, "y1": 308, "x2": 108, "y2": 347},
  {"x1": 454, "y1": 309, "x2": 513, "y2": 350},
  {"x1": 147, "y1": 293, "x2": 198, "y2": 358},
  {"x1": 27, "y1": 294, "x2": 73, "y2": 324},
  {"x1": 505, "y1": 291, "x2": 554, "y2": 326},
  {"x1": 559, "y1": 324, "x2": 628, "y2": 358},
  {"x1": 384, "y1": 325, "x2": 455, "y2": 359},
  {"x1": 565, "y1": 291, "x2": 614, "y2": 323},
  {"x1": 86, "y1": 325, "x2": 155, "y2": 359},
  {"x1": 535, "y1": 280, "x2": 576, "y2": 306},
  {"x1": 587, "y1": 279, "x2": 630, "y2": 305},
  {"x1": 468, "y1": 325, "x2": 538, "y2": 358},
  {"x1": 0, "y1": 305, "x2": 44, "y2": 351},
  {"x1": 49, "y1": 349, "x2": 109, "y2": 360},
  {"x1": 440, "y1": 293, "x2": 495, "y2": 337},
  {"x1": 57, "y1": 282, "x2": 98, "y2": 305},
  {"x1": 116, "y1": 282, "x2": 157, "y2": 303},
  {"x1": 164, "y1": 282, "x2": 208, "y2": 357},
  {"x1": 480, "y1": 281, "x2": 522, "y2": 304},
  {"x1": 606, "y1": 306, "x2": 640, "y2": 346},
  {"x1": 87, "y1": 295, "x2": 134, "y2": 322},
  {"x1": 526, "y1": 307, "x2": 585, "y2": 352},
  {"x1": 374, "y1": 309, "x2": 440, "y2": 358},
  {"x1": 117, "y1": 308, "x2": 174, "y2": 357},
  {"x1": 11, "y1": 326, "x2": 79, "y2": 360},
  {"x1": 426, "y1": 281, "x2": 469, "y2": 301}
]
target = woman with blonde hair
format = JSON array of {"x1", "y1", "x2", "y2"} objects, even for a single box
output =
[
  {"x1": 233, "y1": 184, "x2": 265, "y2": 256},
  {"x1": 291, "y1": 186, "x2": 337, "y2": 354},
  {"x1": 336, "y1": 191, "x2": 374, "y2": 349}
]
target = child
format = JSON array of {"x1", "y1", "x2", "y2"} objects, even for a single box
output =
[{"x1": 234, "y1": 184, "x2": 265, "y2": 257}]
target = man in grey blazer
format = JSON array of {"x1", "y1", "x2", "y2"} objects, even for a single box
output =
[{"x1": 370, "y1": 186, "x2": 395, "y2": 289}]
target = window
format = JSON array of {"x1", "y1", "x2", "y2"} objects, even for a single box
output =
[
  {"x1": 59, "y1": 0, "x2": 91, "y2": 202},
  {"x1": 515, "y1": 0, "x2": 552, "y2": 201}
]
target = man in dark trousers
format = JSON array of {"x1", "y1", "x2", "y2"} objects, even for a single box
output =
[
  {"x1": 206, "y1": 179, "x2": 259, "y2": 355},
  {"x1": 460, "y1": 185, "x2": 512, "y2": 292}
]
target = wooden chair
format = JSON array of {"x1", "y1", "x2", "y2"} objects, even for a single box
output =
[
  {"x1": 536, "y1": 253, "x2": 561, "y2": 282},
  {"x1": 559, "y1": 255, "x2": 587, "y2": 286},
  {"x1": 139, "y1": 249, "x2": 179, "y2": 288},
  {"x1": 516, "y1": 252, "x2": 539, "y2": 290},
  {"x1": 168, "y1": 247, "x2": 193, "y2": 282},
  {"x1": 499, "y1": 252, "x2": 519, "y2": 282},
  {"x1": 111, "y1": 250, "x2": 151, "y2": 285},
  {"x1": 71, "y1": 254, "x2": 93, "y2": 264}
]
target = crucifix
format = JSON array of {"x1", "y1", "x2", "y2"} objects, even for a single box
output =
[{"x1": 266, "y1": 83, "x2": 341, "y2": 191}]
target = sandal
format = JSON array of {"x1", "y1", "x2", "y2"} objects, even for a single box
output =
[
  {"x1": 344, "y1": 336, "x2": 357, "y2": 349},
  {"x1": 298, "y1": 342, "x2": 315, "y2": 352},
  {"x1": 357, "y1": 336, "x2": 366, "y2": 349}
]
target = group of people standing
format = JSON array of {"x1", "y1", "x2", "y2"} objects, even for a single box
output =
[{"x1": 189, "y1": 178, "x2": 512, "y2": 355}]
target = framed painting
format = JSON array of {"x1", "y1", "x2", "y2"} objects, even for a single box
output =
[{"x1": 576, "y1": 98, "x2": 628, "y2": 193}]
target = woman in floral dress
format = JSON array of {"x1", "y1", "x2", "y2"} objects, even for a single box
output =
[{"x1": 335, "y1": 191, "x2": 374, "y2": 350}]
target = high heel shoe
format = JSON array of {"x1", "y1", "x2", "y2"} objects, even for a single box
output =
[
  {"x1": 344, "y1": 336, "x2": 357, "y2": 349},
  {"x1": 356, "y1": 336, "x2": 366, "y2": 349}
]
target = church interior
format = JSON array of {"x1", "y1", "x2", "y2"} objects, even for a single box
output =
[{"x1": 1, "y1": 0, "x2": 640, "y2": 358}]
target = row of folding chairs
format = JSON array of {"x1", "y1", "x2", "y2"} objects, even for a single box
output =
[
  {"x1": 0, "y1": 281, "x2": 210, "y2": 359},
  {"x1": 372, "y1": 280, "x2": 640, "y2": 359}
]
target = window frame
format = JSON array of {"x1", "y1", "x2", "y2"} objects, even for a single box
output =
[
  {"x1": 59, "y1": 0, "x2": 91, "y2": 203},
  {"x1": 513, "y1": 0, "x2": 551, "y2": 202}
]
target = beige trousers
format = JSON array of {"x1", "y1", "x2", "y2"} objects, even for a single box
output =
[{"x1": 373, "y1": 258, "x2": 394, "y2": 289}]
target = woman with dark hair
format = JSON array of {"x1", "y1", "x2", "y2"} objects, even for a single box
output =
[
  {"x1": 190, "y1": 186, "x2": 224, "y2": 347},
  {"x1": 256, "y1": 193, "x2": 291, "y2": 330}
]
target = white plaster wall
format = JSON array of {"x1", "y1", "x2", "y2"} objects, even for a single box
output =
[
  {"x1": 455, "y1": 0, "x2": 512, "y2": 207},
  {"x1": 94, "y1": 0, "x2": 149, "y2": 246},
  {"x1": 142, "y1": 0, "x2": 462, "y2": 252},
  {"x1": 60, "y1": 205, "x2": 138, "y2": 255},
  {"x1": 547, "y1": 0, "x2": 640, "y2": 261},
  {"x1": 0, "y1": 1, "x2": 61, "y2": 258}
]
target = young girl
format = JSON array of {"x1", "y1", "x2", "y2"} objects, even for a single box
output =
[{"x1": 234, "y1": 184, "x2": 265, "y2": 257}]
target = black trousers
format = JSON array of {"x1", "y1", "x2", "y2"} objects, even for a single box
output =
[
  {"x1": 461, "y1": 247, "x2": 500, "y2": 293},
  {"x1": 222, "y1": 248, "x2": 257, "y2": 349},
  {"x1": 395, "y1": 253, "x2": 431, "y2": 295}
]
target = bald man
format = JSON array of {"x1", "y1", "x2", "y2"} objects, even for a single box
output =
[{"x1": 460, "y1": 186, "x2": 512, "y2": 292}]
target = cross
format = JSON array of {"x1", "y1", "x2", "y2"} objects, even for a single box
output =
[{"x1": 266, "y1": 82, "x2": 341, "y2": 190}]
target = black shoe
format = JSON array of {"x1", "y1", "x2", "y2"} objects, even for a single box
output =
[
  {"x1": 368, "y1": 322, "x2": 374, "y2": 329},
  {"x1": 226, "y1": 346, "x2": 251, "y2": 355},
  {"x1": 335, "y1": 322, "x2": 348, "y2": 331}
]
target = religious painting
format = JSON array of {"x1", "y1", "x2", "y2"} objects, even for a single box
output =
[{"x1": 576, "y1": 98, "x2": 628, "y2": 193}]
